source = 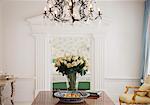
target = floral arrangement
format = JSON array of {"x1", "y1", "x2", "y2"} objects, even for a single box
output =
[{"x1": 54, "y1": 55, "x2": 88, "y2": 76}]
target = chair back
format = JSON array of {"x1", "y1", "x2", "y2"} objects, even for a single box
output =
[
  {"x1": 78, "y1": 82, "x2": 90, "y2": 90},
  {"x1": 53, "y1": 82, "x2": 67, "y2": 90},
  {"x1": 144, "y1": 75, "x2": 150, "y2": 84},
  {"x1": 53, "y1": 81, "x2": 90, "y2": 90}
]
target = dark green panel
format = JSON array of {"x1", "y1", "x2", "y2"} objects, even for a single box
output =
[
  {"x1": 53, "y1": 82, "x2": 90, "y2": 90},
  {"x1": 78, "y1": 82, "x2": 90, "y2": 90},
  {"x1": 53, "y1": 82, "x2": 67, "y2": 90}
]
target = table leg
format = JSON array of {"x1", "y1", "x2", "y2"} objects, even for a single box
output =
[
  {"x1": 10, "y1": 82, "x2": 15, "y2": 105},
  {"x1": 0, "y1": 86, "x2": 4, "y2": 105}
]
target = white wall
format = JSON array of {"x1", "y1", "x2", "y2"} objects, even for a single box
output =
[
  {"x1": 1, "y1": 0, "x2": 144, "y2": 103},
  {"x1": 0, "y1": 1, "x2": 3, "y2": 72},
  {"x1": 101, "y1": 1, "x2": 144, "y2": 102},
  {"x1": 102, "y1": 1, "x2": 144, "y2": 79},
  {"x1": 2, "y1": 1, "x2": 45, "y2": 102}
]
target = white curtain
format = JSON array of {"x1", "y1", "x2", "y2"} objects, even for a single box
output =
[{"x1": 142, "y1": 0, "x2": 150, "y2": 79}]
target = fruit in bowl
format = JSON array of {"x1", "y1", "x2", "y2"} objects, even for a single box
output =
[{"x1": 64, "y1": 93, "x2": 80, "y2": 98}]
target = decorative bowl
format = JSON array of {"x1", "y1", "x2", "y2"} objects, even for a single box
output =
[{"x1": 54, "y1": 91, "x2": 90, "y2": 103}]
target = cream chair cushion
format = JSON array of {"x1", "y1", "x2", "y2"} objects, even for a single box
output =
[
  {"x1": 119, "y1": 94, "x2": 150, "y2": 104},
  {"x1": 136, "y1": 83, "x2": 150, "y2": 96},
  {"x1": 144, "y1": 75, "x2": 150, "y2": 84},
  {"x1": 144, "y1": 75, "x2": 150, "y2": 97},
  {"x1": 147, "y1": 92, "x2": 150, "y2": 97}
]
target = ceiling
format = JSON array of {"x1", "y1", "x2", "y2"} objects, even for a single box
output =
[{"x1": 1, "y1": 0, "x2": 145, "y2": 2}]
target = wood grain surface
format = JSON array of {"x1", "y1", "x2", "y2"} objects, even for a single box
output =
[{"x1": 31, "y1": 91, "x2": 114, "y2": 105}]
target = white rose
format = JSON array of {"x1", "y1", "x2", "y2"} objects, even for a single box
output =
[
  {"x1": 60, "y1": 59, "x2": 63, "y2": 63},
  {"x1": 72, "y1": 61, "x2": 77, "y2": 66},
  {"x1": 64, "y1": 61, "x2": 67, "y2": 65},
  {"x1": 73, "y1": 56, "x2": 78, "y2": 60},
  {"x1": 83, "y1": 67, "x2": 87, "y2": 70},
  {"x1": 77, "y1": 60, "x2": 80, "y2": 65},
  {"x1": 64, "y1": 56, "x2": 67, "y2": 60},
  {"x1": 67, "y1": 63, "x2": 72, "y2": 68},
  {"x1": 80, "y1": 60, "x2": 84, "y2": 64},
  {"x1": 56, "y1": 61, "x2": 61, "y2": 67},
  {"x1": 67, "y1": 56, "x2": 71, "y2": 62}
]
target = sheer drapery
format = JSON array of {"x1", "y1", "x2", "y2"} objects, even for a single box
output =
[{"x1": 142, "y1": 0, "x2": 150, "y2": 80}]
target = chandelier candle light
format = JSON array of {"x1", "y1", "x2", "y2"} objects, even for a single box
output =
[{"x1": 43, "y1": 0, "x2": 102, "y2": 23}]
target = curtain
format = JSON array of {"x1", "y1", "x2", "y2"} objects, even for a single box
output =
[{"x1": 141, "y1": 0, "x2": 150, "y2": 81}]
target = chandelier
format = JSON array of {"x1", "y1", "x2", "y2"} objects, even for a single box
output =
[{"x1": 43, "y1": 0, "x2": 102, "y2": 23}]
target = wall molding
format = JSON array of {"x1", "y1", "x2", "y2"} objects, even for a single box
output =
[
  {"x1": 15, "y1": 74, "x2": 35, "y2": 79},
  {"x1": 14, "y1": 74, "x2": 141, "y2": 81},
  {"x1": 104, "y1": 77, "x2": 141, "y2": 80}
]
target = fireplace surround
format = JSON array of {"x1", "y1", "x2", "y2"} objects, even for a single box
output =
[{"x1": 27, "y1": 15, "x2": 108, "y2": 96}]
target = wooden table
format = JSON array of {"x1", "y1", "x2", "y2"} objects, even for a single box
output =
[
  {"x1": 0, "y1": 79, "x2": 15, "y2": 105},
  {"x1": 32, "y1": 91, "x2": 114, "y2": 105}
]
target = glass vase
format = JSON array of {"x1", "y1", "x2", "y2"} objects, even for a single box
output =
[{"x1": 67, "y1": 73, "x2": 77, "y2": 91}]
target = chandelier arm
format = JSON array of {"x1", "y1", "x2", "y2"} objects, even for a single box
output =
[
  {"x1": 95, "y1": 16, "x2": 99, "y2": 20},
  {"x1": 79, "y1": 3, "x2": 84, "y2": 20},
  {"x1": 70, "y1": 0, "x2": 74, "y2": 23},
  {"x1": 79, "y1": 0, "x2": 89, "y2": 21}
]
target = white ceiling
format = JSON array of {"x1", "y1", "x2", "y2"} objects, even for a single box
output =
[{"x1": 1, "y1": 0, "x2": 145, "y2": 2}]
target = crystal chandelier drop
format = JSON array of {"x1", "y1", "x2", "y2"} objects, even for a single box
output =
[{"x1": 43, "y1": 0, "x2": 102, "y2": 23}]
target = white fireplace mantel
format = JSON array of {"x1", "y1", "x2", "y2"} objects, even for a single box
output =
[{"x1": 26, "y1": 15, "x2": 109, "y2": 96}]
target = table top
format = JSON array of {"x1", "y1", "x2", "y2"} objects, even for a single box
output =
[{"x1": 31, "y1": 91, "x2": 114, "y2": 105}]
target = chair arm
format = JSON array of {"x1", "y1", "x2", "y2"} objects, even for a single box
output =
[
  {"x1": 132, "y1": 90, "x2": 150, "y2": 100},
  {"x1": 124, "y1": 86, "x2": 140, "y2": 94}
]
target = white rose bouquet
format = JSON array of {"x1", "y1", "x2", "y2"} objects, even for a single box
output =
[{"x1": 54, "y1": 55, "x2": 88, "y2": 76}]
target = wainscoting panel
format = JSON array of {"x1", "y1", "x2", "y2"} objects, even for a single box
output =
[
  {"x1": 13, "y1": 76, "x2": 140, "y2": 103},
  {"x1": 14, "y1": 79, "x2": 34, "y2": 102},
  {"x1": 7, "y1": 75, "x2": 35, "y2": 102}
]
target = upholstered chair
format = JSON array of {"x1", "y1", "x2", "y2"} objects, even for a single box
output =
[{"x1": 119, "y1": 75, "x2": 150, "y2": 105}]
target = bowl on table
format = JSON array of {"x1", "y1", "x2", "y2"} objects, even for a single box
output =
[{"x1": 54, "y1": 91, "x2": 90, "y2": 103}]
